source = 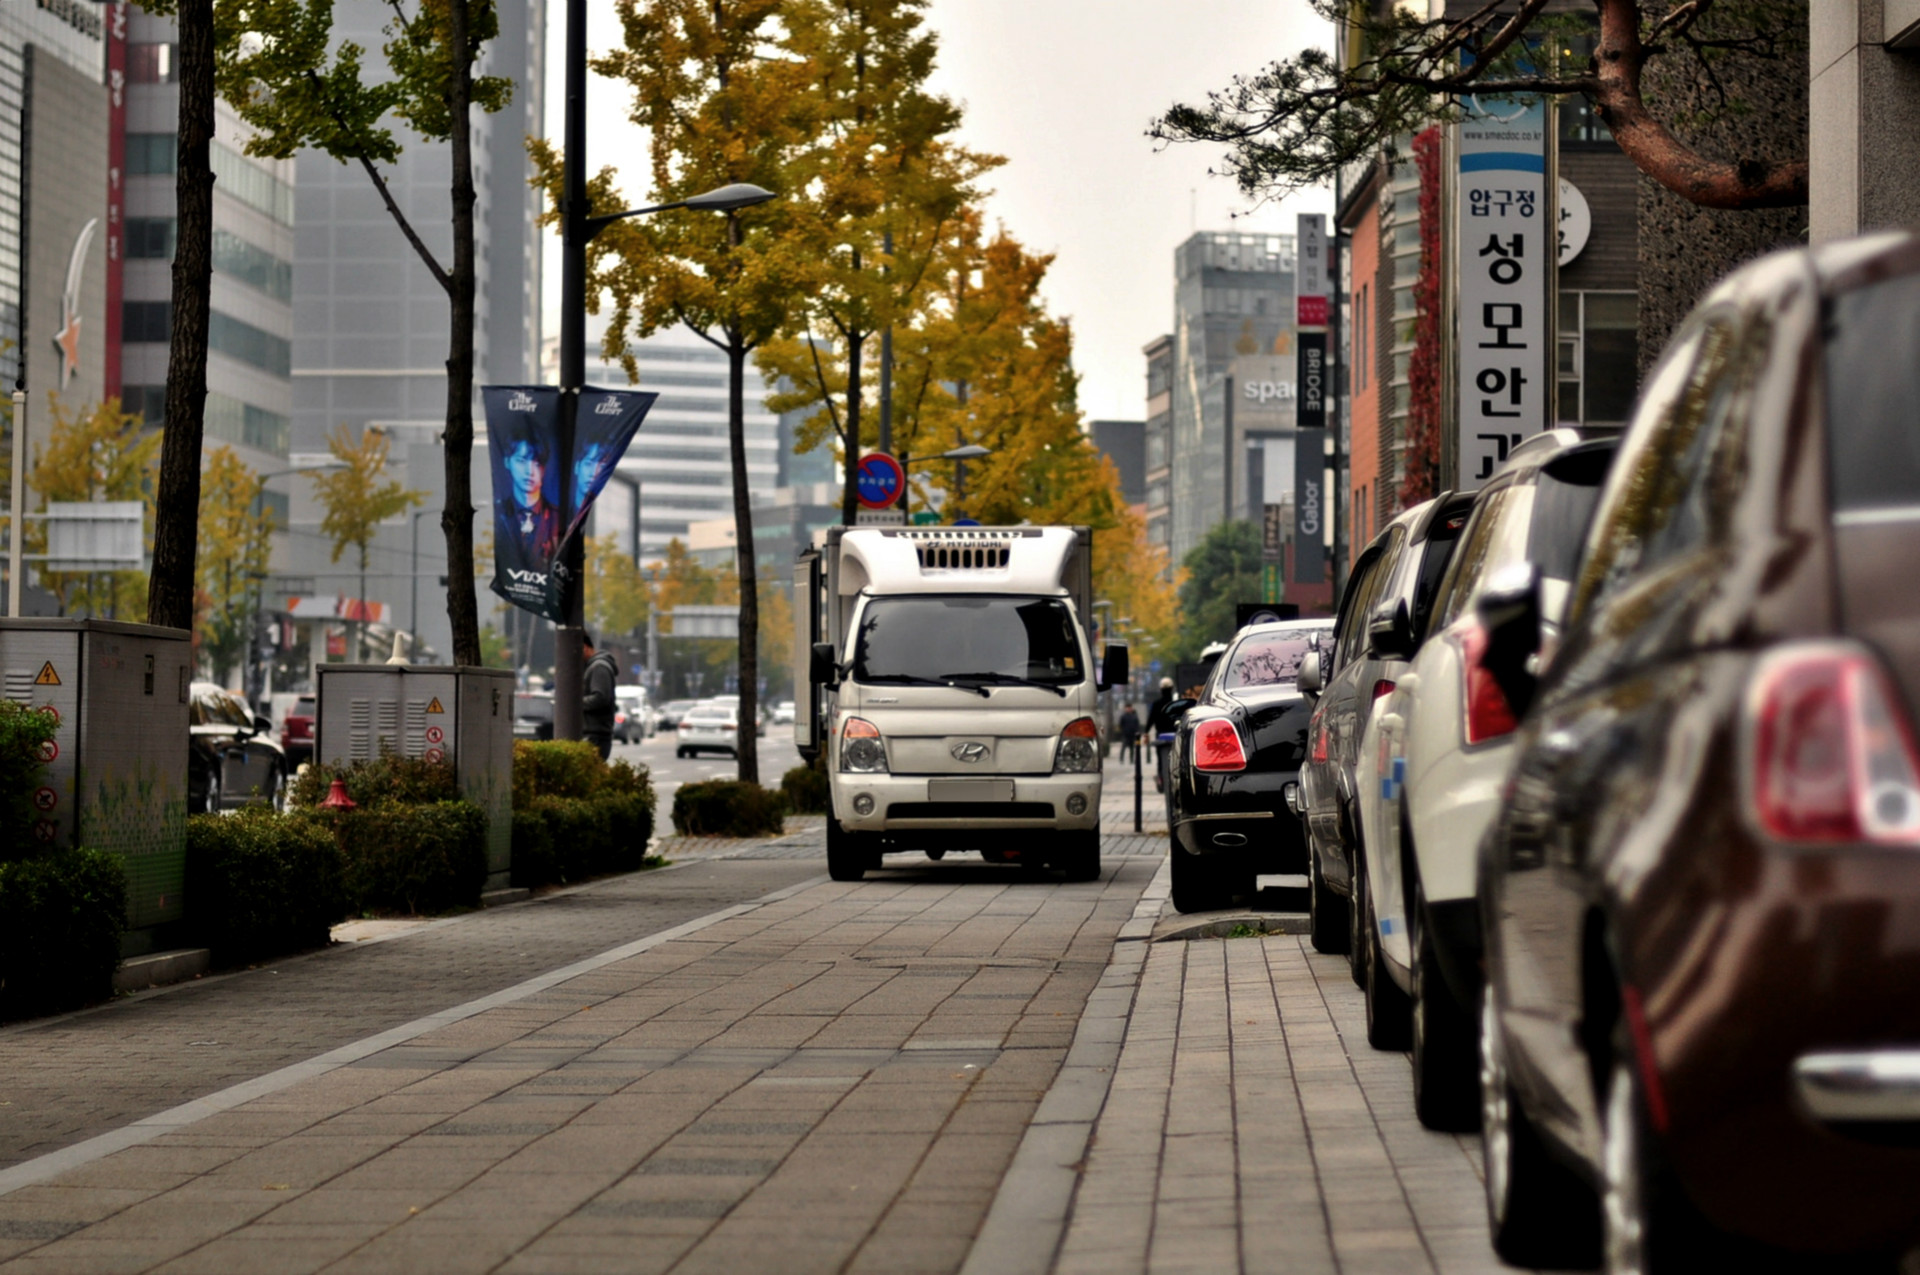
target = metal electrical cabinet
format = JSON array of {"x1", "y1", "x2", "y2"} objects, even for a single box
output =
[
  {"x1": 0, "y1": 619, "x2": 193, "y2": 943},
  {"x1": 314, "y1": 665, "x2": 514, "y2": 888}
]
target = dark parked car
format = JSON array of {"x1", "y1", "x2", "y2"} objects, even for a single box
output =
[
  {"x1": 512, "y1": 692, "x2": 555, "y2": 741},
  {"x1": 1475, "y1": 232, "x2": 1920, "y2": 1269},
  {"x1": 1296, "y1": 492, "x2": 1472, "y2": 956},
  {"x1": 279, "y1": 693, "x2": 315, "y2": 767},
  {"x1": 187, "y1": 682, "x2": 287, "y2": 813},
  {"x1": 1164, "y1": 619, "x2": 1330, "y2": 913}
]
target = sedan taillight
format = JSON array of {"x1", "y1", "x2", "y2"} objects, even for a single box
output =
[
  {"x1": 1310, "y1": 713, "x2": 1329, "y2": 764},
  {"x1": 1459, "y1": 625, "x2": 1519, "y2": 746},
  {"x1": 1750, "y1": 644, "x2": 1920, "y2": 844},
  {"x1": 1193, "y1": 718, "x2": 1248, "y2": 772}
]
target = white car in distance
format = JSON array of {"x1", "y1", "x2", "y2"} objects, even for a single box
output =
[{"x1": 677, "y1": 705, "x2": 741, "y2": 758}]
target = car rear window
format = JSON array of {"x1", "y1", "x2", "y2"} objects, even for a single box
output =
[
  {"x1": 293, "y1": 697, "x2": 316, "y2": 716},
  {"x1": 514, "y1": 695, "x2": 553, "y2": 719},
  {"x1": 1524, "y1": 445, "x2": 1615, "y2": 582},
  {"x1": 1826, "y1": 271, "x2": 1920, "y2": 514},
  {"x1": 1222, "y1": 628, "x2": 1333, "y2": 689}
]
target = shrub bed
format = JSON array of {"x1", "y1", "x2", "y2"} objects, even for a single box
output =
[
  {"x1": 0, "y1": 848, "x2": 128, "y2": 1020},
  {"x1": 779, "y1": 762, "x2": 830, "y2": 815},
  {"x1": 509, "y1": 741, "x2": 656, "y2": 888},
  {"x1": 186, "y1": 809, "x2": 348, "y2": 962},
  {"x1": 671, "y1": 780, "x2": 787, "y2": 838},
  {"x1": 321, "y1": 801, "x2": 489, "y2": 915},
  {"x1": 290, "y1": 754, "x2": 458, "y2": 809},
  {"x1": 0, "y1": 701, "x2": 60, "y2": 836}
]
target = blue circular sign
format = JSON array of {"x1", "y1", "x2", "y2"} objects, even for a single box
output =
[
  {"x1": 952, "y1": 517, "x2": 981, "y2": 527},
  {"x1": 855, "y1": 453, "x2": 905, "y2": 509}
]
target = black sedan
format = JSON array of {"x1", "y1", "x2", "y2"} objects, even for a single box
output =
[
  {"x1": 188, "y1": 682, "x2": 287, "y2": 813},
  {"x1": 1165, "y1": 620, "x2": 1331, "y2": 912}
]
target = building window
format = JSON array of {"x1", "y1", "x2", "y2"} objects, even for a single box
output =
[
  {"x1": 123, "y1": 300, "x2": 171, "y2": 342},
  {"x1": 125, "y1": 217, "x2": 176, "y2": 259},
  {"x1": 126, "y1": 133, "x2": 176, "y2": 176},
  {"x1": 127, "y1": 43, "x2": 175, "y2": 83},
  {"x1": 212, "y1": 230, "x2": 293, "y2": 302},
  {"x1": 122, "y1": 384, "x2": 291, "y2": 458},
  {"x1": 1557, "y1": 291, "x2": 1639, "y2": 423},
  {"x1": 209, "y1": 311, "x2": 292, "y2": 378}
]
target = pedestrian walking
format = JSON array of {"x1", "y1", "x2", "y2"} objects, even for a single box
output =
[
  {"x1": 1147, "y1": 678, "x2": 1179, "y2": 792},
  {"x1": 581, "y1": 631, "x2": 618, "y2": 760},
  {"x1": 1118, "y1": 702, "x2": 1141, "y2": 764}
]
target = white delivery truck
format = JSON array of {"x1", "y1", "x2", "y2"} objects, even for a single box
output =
[{"x1": 794, "y1": 526, "x2": 1128, "y2": 882}]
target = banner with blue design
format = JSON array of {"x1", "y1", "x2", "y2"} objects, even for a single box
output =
[
  {"x1": 538, "y1": 387, "x2": 657, "y2": 622},
  {"x1": 483, "y1": 385, "x2": 565, "y2": 615}
]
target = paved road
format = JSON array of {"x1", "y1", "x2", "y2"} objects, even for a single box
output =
[{"x1": 613, "y1": 731, "x2": 803, "y2": 807}]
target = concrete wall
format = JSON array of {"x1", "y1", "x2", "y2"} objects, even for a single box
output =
[{"x1": 1811, "y1": 0, "x2": 1920, "y2": 243}]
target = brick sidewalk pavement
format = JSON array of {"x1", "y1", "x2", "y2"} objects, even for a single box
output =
[
  {"x1": 0, "y1": 861, "x2": 1158, "y2": 1274},
  {"x1": 969, "y1": 863, "x2": 1516, "y2": 1275}
]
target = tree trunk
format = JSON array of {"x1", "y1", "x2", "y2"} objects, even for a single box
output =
[
  {"x1": 442, "y1": 0, "x2": 482, "y2": 666},
  {"x1": 728, "y1": 339, "x2": 759, "y2": 786},
  {"x1": 145, "y1": 0, "x2": 214, "y2": 631},
  {"x1": 840, "y1": 327, "x2": 864, "y2": 526}
]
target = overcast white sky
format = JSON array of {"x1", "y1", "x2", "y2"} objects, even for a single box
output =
[{"x1": 541, "y1": 0, "x2": 1336, "y2": 422}]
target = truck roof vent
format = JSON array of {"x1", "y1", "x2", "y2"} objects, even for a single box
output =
[{"x1": 914, "y1": 540, "x2": 1011, "y2": 570}]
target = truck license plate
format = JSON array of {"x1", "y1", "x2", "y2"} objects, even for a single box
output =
[{"x1": 927, "y1": 779, "x2": 1015, "y2": 803}]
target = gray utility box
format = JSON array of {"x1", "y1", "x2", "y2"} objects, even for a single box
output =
[
  {"x1": 315, "y1": 665, "x2": 514, "y2": 889},
  {"x1": 0, "y1": 619, "x2": 193, "y2": 944}
]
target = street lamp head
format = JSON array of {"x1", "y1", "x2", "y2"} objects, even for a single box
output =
[
  {"x1": 682, "y1": 183, "x2": 777, "y2": 212},
  {"x1": 939, "y1": 444, "x2": 992, "y2": 462}
]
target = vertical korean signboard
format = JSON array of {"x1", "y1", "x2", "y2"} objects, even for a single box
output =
[
  {"x1": 1458, "y1": 96, "x2": 1550, "y2": 488},
  {"x1": 104, "y1": 1, "x2": 127, "y2": 401},
  {"x1": 1293, "y1": 214, "x2": 1328, "y2": 585}
]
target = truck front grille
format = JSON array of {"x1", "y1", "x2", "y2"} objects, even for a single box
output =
[
  {"x1": 913, "y1": 542, "x2": 1011, "y2": 570},
  {"x1": 886, "y1": 802, "x2": 1055, "y2": 820}
]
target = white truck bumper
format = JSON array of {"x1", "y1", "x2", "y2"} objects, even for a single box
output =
[{"x1": 832, "y1": 773, "x2": 1103, "y2": 833}]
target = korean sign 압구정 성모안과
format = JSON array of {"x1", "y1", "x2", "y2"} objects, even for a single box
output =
[{"x1": 1458, "y1": 95, "x2": 1551, "y2": 488}]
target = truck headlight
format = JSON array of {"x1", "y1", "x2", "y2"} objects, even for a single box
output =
[
  {"x1": 841, "y1": 717, "x2": 888, "y2": 773},
  {"x1": 1054, "y1": 717, "x2": 1100, "y2": 774}
]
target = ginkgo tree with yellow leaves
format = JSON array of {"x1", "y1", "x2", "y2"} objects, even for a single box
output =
[
  {"x1": 195, "y1": 444, "x2": 277, "y2": 684},
  {"x1": 309, "y1": 425, "x2": 426, "y2": 662},
  {"x1": 25, "y1": 396, "x2": 162, "y2": 621}
]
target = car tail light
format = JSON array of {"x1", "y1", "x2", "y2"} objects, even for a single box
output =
[
  {"x1": 841, "y1": 716, "x2": 888, "y2": 773},
  {"x1": 1750, "y1": 645, "x2": 1920, "y2": 844},
  {"x1": 1311, "y1": 714, "x2": 1329, "y2": 764},
  {"x1": 1459, "y1": 625, "x2": 1519, "y2": 745},
  {"x1": 1055, "y1": 717, "x2": 1100, "y2": 773},
  {"x1": 1193, "y1": 718, "x2": 1248, "y2": 772},
  {"x1": 1372, "y1": 679, "x2": 1396, "y2": 703}
]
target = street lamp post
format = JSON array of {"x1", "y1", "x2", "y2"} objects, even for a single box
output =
[
  {"x1": 898, "y1": 444, "x2": 991, "y2": 517},
  {"x1": 244, "y1": 461, "x2": 343, "y2": 705},
  {"x1": 551, "y1": 0, "x2": 774, "y2": 741},
  {"x1": 409, "y1": 507, "x2": 438, "y2": 660}
]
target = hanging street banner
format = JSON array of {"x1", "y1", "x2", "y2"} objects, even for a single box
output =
[
  {"x1": 540, "y1": 386, "x2": 658, "y2": 621},
  {"x1": 1293, "y1": 212, "x2": 1328, "y2": 586},
  {"x1": 1458, "y1": 94, "x2": 1551, "y2": 489},
  {"x1": 484, "y1": 386, "x2": 564, "y2": 615}
]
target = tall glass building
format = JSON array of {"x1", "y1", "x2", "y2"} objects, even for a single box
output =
[{"x1": 1168, "y1": 232, "x2": 1295, "y2": 569}]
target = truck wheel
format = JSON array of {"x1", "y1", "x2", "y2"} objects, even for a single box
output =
[
  {"x1": 826, "y1": 818, "x2": 867, "y2": 882},
  {"x1": 1058, "y1": 831, "x2": 1102, "y2": 882},
  {"x1": 1170, "y1": 849, "x2": 1229, "y2": 913}
]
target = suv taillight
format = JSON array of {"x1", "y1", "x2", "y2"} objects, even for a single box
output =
[
  {"x1": 1750, "y1": 645, "x2": 1920, "y2": 843},
  {"x1": 1193, "y1": 718, "x2": 1248, "y2": 772},
  {"x1": 1310, "y1": 711, "x2": 1329, "y2": 764},
  {"x1": 1459, "y1": 624, "x2": 1519, "y2": 745}
]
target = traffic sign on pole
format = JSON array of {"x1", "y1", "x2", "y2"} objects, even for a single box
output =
[{"x1": 855, "y1": 452, "x2": 906, "y2": 510}]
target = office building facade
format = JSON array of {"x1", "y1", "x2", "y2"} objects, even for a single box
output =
[{"x1": 1168, "y1": 232, "x2": 1295, "y2": 569}]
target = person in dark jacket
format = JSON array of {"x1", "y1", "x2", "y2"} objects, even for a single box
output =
[
  {"x1": 582, "y1": 632, "x2": 619, "y2": 759},
  {"x1": 1118, "y1": 703, "x2": 1141, "y2": 763}
]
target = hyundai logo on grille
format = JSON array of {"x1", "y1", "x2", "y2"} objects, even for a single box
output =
[{"x1": 950, "y1": 741, "x2": 989, "y2": 763}]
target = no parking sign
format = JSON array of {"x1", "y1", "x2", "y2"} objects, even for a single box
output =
[{"x1": 855, "y1": 453, "x2": 905, "y2": 510}]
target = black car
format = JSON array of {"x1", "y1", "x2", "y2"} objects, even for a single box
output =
[
  {"x1": 1165, "y1": 619, "x2": 1331, "y2": 912},
  {"x1": 1295, "y1": 492, "x2": 1472, "y2": 955},
  {"x1": 512, "y1": 692, "x2": 555, "y2": 740},
  {"x1": 187, "y1": 682, "x2": 287, "y2": 813}
]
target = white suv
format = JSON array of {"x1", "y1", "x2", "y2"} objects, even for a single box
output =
[{"x1": 1357, "y1": 428, "x2": 1619, "y2": 1132}]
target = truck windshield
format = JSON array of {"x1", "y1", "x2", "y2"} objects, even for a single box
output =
[{"x1": 853, "y1": 595, "x2": 1084, "y2": 689}]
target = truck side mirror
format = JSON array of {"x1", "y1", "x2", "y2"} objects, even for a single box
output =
[
  {"x1": 1099, "y1": 643, "x2": 1129, "y2": 691},
  {"x1": 1366, "y1": 599, "x2": 1415, "y2": 662},
  {"x1": 1297, "y1": 649, "x2": 1324, "y2": 698},
  {"x1": 1475, "y1": 562, "x2": 1543, "y2": 717},
  {"x1": 809, "y1": 642, "x2": 839, "y2": 686}
]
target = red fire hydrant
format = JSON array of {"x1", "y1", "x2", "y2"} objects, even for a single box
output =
[{"x1": 319, "y1": 778, "x2": 358, "y2": 811}]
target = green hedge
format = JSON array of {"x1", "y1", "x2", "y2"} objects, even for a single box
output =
[
  {"x1": 290, "y1": 754, "x2": 458, "y2": 809},
  {"x1": 671, "y1": 780, "x2": 787, "y2": 838},
  {"x1": 780, "y1": 763, "x2": 830, "y2": 815},
  {"x1": 320, "y1": 801, "x2": 489, "y2": 915},
  {"x1": 0, "y1": 849, "x2": 128, "y2": 1020},
  {"x1": 509, "y1": 742, "x2": 656, "y2": 888},
  {"x1": 186, "y1": 809, "x2": 348, "y2": 962}
]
